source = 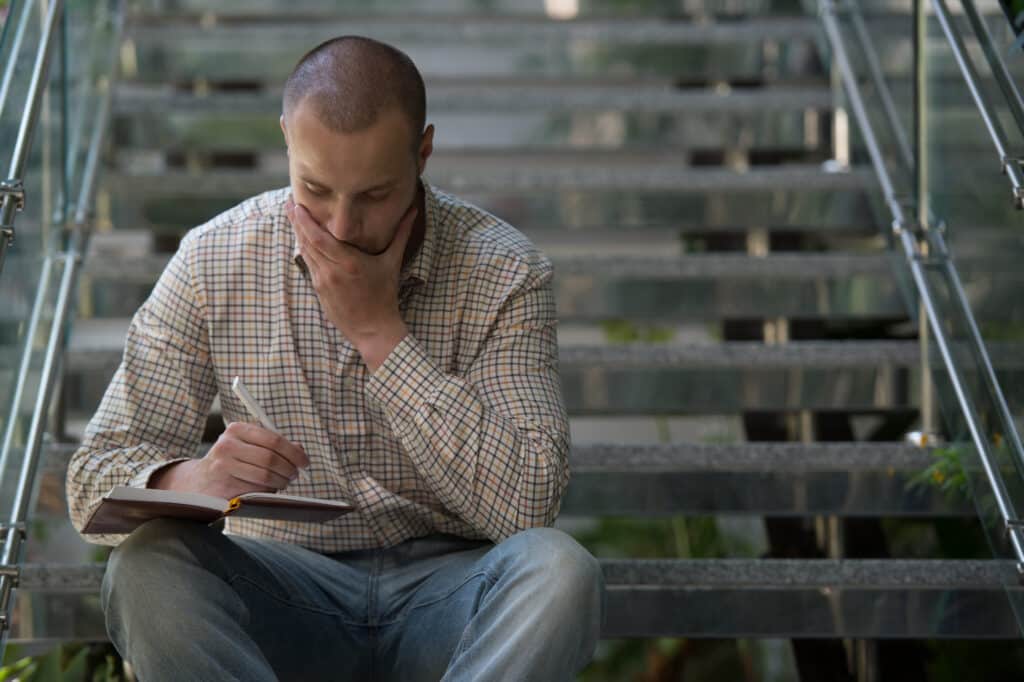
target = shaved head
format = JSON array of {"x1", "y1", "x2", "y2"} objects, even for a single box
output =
[{"x1": 282, "y1": 36, "x2": 426, "y2": 152}]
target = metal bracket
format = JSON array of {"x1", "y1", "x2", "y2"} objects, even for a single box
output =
[
  {"x1": 0, "y1": 178, "x2": 25, "y2": 246},
  {"x1": 889, "y1": 197, "x2": 921, "y2": 237},
  {"x1": 999, "y1": 157, "x2": 1024, "y2": 209},
  {"x1": 0, "y1": 523, "x2": 26, "y2": 541},
  {"x1": 1001, "y1": 155, "x2": 1024, "y2": 175}
]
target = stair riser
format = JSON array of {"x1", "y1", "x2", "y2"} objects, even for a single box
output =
[
  {"x1": 8, "y1": 570, "x2": 1019, "y2": 640},
  {"x1": 55, "y1": 365, "x2": 921, "y2": 415},
  {"x1": 75, "y1": 276, "x2": 907, "y2": 322},
  {"x1": 124, "y1": 29, "x2": 820, "y2": 85},
  {"x1": 113, "y1": 111, "x2": 828, "y2": 156}
]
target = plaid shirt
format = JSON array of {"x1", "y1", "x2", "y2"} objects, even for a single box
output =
[{"x1": 66, "y1": 182, "x2": 570, "y2": 550}]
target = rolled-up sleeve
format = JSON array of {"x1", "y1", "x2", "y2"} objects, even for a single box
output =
[
  {"x1": 365, "y1": 254, "x2": 570, "y2": 543},
  {"x1": 65, "y1": 234, "x2": 217, "y2": 544}
]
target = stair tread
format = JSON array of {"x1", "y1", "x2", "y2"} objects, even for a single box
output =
[
  {"x1": 114, "y1": 82, "x2": 835, "y2": 114},
  {"x1": 42, "y1": 440, "x2": 938, "y2": 473},
  {"x1": 17, "y1": 559, "x2": 1019, "y2": 592},
  {"x1": 126, "y1": 16, "x2": 822, "y2": 45},
  {"x1": 61, "y1": 319, "x2": 925, "y2": 368},
  {"x1": 106, "y1": 165, "x2": 872, "y2": 194},
  {"x1": 82, "y1": 251, "x2": 895, "y2": 282}
]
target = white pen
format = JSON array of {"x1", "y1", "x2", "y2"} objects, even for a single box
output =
[
  {"x1": 231, "y1": 376, "x2": 302, "y2": 485},
  {"x1": 231, "y1": 376, "x2": 279, "y2": 432}
]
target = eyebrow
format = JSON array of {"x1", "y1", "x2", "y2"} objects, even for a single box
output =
[{"x1": 298, "y1": 174, "x2": 395, "y2": 194}]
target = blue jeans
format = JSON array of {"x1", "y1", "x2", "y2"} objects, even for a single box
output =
[{"x1": 101, "y1": 518, "x2": 605, "y2": 681}]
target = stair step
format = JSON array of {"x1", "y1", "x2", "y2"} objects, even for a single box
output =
[
  {"x1": 58, "y1": 319, "x2": 924, "y2": 373},
  {"x1": 85, "y1": 247, "x2": 895, "y2": 281},
  {"x1": 12, "y1": 560, "x2": 1020, "y2": 638},
  {"x1": 36, "y1": 441, "x2": 965, "y2": 517},
  {"x1": 115, "y1": 82, "x2": 835, "y2": 115},
  {"x1": 112, "y1": 84, "x2": 832, "y2": 155},
  {"x1": 109, "y1": 161, "x2": 870, "y2": 193},
  {"x1": 127, "y1": 0, "x2": 825, "y2": 19},
  {"x1": 20, "y1": 557, "x2": 1011, "y2": 592},
  {"x1": 128, "y1": 16, "x2": 822, "y2": 44},
  {"x1": 79, "y1": 251, "x2": 904, "y2": 322},
  {"x1": 33, "y1": 315, "x2": 1024, "y2": 412},
  {"x1": 48, "y1": 321, "x2": 932, "y2": 412},
  {"x1": 105, "y1": 165, "x2": 873, "y2": 236},
  {"x1": 105, "y1": 179, "x2": 877, "y2": 236},
  {"x1": 124, "y1": 17, "x2": 822, "y2": 85}
]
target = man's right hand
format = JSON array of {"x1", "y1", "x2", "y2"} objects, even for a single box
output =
[{"x1": 148, "y1": 422, "x2": 310, "y2": 498}]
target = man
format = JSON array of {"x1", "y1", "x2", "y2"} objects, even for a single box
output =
[{"x1": 66, "y1": 36, "x2": 604, "y2": 681}]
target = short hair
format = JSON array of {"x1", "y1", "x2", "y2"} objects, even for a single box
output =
[{"x1": 282, "y1": 36, "x2": 426, "y2": 151}]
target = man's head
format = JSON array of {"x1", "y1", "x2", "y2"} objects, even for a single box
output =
[{"x1": 280, "y1": 36, "x2": 433, "y2": 255}]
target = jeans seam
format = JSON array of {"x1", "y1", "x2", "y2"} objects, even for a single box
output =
[
  {"x1": 376, "y1": 568, "x2": 492, "y2": 627},
  {"x1": 227, "y1": 574, "x2": 357, "y2": 622}
]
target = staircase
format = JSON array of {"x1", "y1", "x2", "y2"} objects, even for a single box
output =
[{"x1": 6, "y1": 0, "x2": 1024, "y2": 677}]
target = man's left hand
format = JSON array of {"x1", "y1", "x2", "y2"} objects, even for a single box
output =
[{"x1": 286, "y1": 197, "x2": 416, "y2": 371}]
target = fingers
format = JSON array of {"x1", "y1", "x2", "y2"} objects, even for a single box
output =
[
  {"x1": 228, "y1": 459, "x2": 293, "y2": 492},
  {"x1": 225, "y1": 421, "x2": 311, "y2": 469},
  {"x1": 289, "y1": 202, "x2": 337, "y2": 266},
  {"x1": 205, "y1": 425, "x2": 310, "y2": 493}
]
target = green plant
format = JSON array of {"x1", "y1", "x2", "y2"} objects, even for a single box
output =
[
  {"x1": 600, "y1": 319, "x2": 675, "y2": 344},
  {"x1": 907, "y1": 445, "x2": 970, "y2": 502},
  {"x1": 0, "y1": 643, "x2": 126, "y2": 682}
]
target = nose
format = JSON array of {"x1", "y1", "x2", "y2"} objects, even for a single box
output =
[{"x1": 325, "y1": 199, "x2": 359, "y2": 242}]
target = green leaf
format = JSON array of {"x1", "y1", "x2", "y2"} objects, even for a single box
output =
[
  {"x1": 63, "y1": 647, "x2": 90, "y2": 682},
  {"x1": 29, "y1": 645, "x2": 63, "y2": 682}
]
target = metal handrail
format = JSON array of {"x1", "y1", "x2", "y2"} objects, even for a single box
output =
[
  {"x1": 0, "y1": 0, "x2": 63, "y2": 276},
  {"x1": 820, "y1": 0, "x2": 913, "y2": 226},
  {"x1": 932, "y1": 0, "x2": 1024, "y2": 207},
  {"x1": 848, "y1": 0, "x2": 914, "y2": 170},
  {"x1": 0, "y1": 1, "x2": 37, "y2": 127},
  {"x1": 0, "y1": 0, "x2": 124, "y2": 653},
  {"x1": 819, "y1": 0, "x2": 1024, "y2": 577}
]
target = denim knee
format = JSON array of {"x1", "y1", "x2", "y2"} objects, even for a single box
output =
[
  {"x1": 496, "y1": 527, "x2": 605, "y2": 628},
  {"x1": 102, "y1": 518, "x2": 218, "y2": 611}
]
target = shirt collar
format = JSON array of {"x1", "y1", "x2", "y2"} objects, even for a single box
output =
[{"x1": 401, "y1": 179, "x2": 438, "y2": 288}]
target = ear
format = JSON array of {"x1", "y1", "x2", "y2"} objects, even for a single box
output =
[
  {"x1": 280, "y1": 114, "x2": 289, "y2": 145},
  {"x1": 417, "y1": 124, "x2": 435, "y2": 176}
]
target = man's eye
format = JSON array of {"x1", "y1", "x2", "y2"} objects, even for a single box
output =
[
  {"x1": 304, "y1": 184, "x2": 326, "y2": 196},
  {"x1": 365, "y1": 192, "x2": 389, "y2": 202}
]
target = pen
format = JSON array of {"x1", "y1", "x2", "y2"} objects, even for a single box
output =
[
  {"x1": 231, "y1": 376, "x2": 279, "y2": 432},
  {"x1": 231, "y1": 376, "x2": 301, "y2": 485}
]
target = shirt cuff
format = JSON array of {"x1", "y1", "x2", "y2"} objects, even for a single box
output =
[{"x1": 365, "y1": 334, "x2": 446, "y2": 434}]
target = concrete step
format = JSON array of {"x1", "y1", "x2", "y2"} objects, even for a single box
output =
[
  {"x1": 110, "y1": 157, "x2": 871, "y2": 192},
  {"x1": 11, "y1": 559, "x2": 1021, "y2": 638},
  {"x1": 115, "y1": 82, "x2": 835, "y2": 116},
  {"x1": 78, "y1": 250, "x2": 906, "y2": 322},
  {"x1": 112, "y1": 83, "x2": 833, "y2": 155},
  {"x1": 127, "y1": 0, "x2": 819, "y2": 19},
  {"x1": 122, "y1": 17, "x2": 822, "y2": 86},
  {"x1": 31, "y1": 440, "x2": 967, "y2": 518},
  {"x1": 58, "y1": 318, "x2": 924, "y2": 372},
  {"x1": 103, "y1": 165, "x2": 874, "y2": 235},
  {"x1": 48, "y1": 327, "x2": 1019, "y2": 414},
  {"x1": 46, "y1": 319, "x2": 933, "y2": 413}
]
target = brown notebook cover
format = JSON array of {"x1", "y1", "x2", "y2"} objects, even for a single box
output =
[{"x1": 81, "y1": 486, "x2": 354, "y2": 534}]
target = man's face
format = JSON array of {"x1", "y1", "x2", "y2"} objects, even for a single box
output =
[{"x1": 280, "y1": 100, "x2": 431, "y2": 255}]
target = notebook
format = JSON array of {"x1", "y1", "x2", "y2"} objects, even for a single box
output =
[{"x1": 81, "y1": 486, "x2": 353, "y2": 534}]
